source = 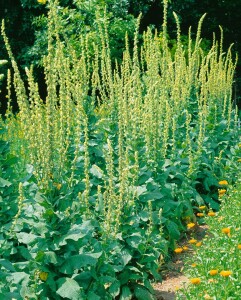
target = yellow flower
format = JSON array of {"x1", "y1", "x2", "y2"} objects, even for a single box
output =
[
  {"x1": 237, "y1": 158, "x2": 241, "y2": 162},
  {"x1": 196, "y1": 242, "x2": 202, "y2": 247},
  {"x1": 190, "y1": 278, "x2": 201, "y2": 284},
  {"x1": 204, "y1": 294, "x2": 212, "y2": 299},
  {"x1": 174, "y1": 248, "x2": 183, "y2": 254},
  {"x1": 199, "y1": 205, "x2": 206, "y2": 210},
  {"x1": 53, "y1": 182, "x2": 62, "y2": 190},
  {"x1": 183, "y1": 246, "x2": 189, "y2": 251},
  {"x1": 220, "y1": 270, "x2": 232, "y2": 277},
  {"x1": 222, "y1": 228, "x2": 231, "y2": 235},
  {"x1": 209, "y1": 269, "x2": 218, "y2": 276},
  {"x1": 189, "y1": 239, "x2": 197, "y2": 244},
  {"x1": 197, "y1": 212, "x2": 204, "y2": 217},
  {"x1": 218, "y1": 180, "x2": 228, "y2": 185},
  {"x1": 218, "y1": 189, "x2": 226, "y2": 197},
  {"x1": 237, "y1": 244, "x2": 241, "y2": 250},
  {"x1": 239, "y1": 143, "x2": 241, "y2": 148},
  {"x1": 39, "y1": 271, "x2": 48, "y2": 281},
  {"x1": 208, "y1": 211, "x2": 216, "y2": 217},
  {"x1": 37, "y1": 0, "x2": 47, "y2": 4},
  {"x1": 191, "y1": 263, "x2": 197, "y2": 267},
  {"x1": 187, "y1": 222, "x2": 196, "y2": 229}
]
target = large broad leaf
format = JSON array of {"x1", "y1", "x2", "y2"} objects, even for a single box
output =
[
  {"x1": 0, "y1": 259, "x2": 15, "y2": 271},
  {"x1": 0, "y1": 177, "x2": 12, "y2": 187},
  {"x1": 120, "y1": 286, "x2": 132, "y2": 300},
  {"x1": 59, "y1": 253, "x2": 102, "y2": 274},
  {"x1": 134, "y1": 285, "x2": 155, "y2": 300},
  {"x1": 109, "y1": 280, "x2": 120, "y2": 298},
  {"x1": 56, "y1": 278, "x2": 82, "y2": 300},
  {"x1": 120, "y1": 248, "x2": 132, "y2": 267},
  {"x1": 90, "y1": 164, "x2": 103, "y2": 178},
  {"x1": 16, "y1": 232, "x2": 38, "y2": 245},
  {"x1": 166, "y1": 220, "x2": 180, "y2": 240},
  {"x1": 9, "y1": 272, "x2": 30, "y2": 285}
]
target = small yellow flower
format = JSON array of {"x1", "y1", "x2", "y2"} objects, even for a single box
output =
[
  {"x1": 191, "y1": 263, "x2": 197, "y2": 267},
  {"x1": 183, "y1": 246, "x2": 189, "y2": 251},
  {"x1": 199, "y1": 205, "x2": 206, "y2": 210},
  {"x1": 237, "y1": 244, "x2": 241, "y2": 250},
  {"x1": 218, "y1": 189, "x2": 226, "y2": 197},
  {"x1": 197, "y1": 212, "x2": 204, "y2": 217},
  {"x1": 208, "y1": 211, "x2": 216, "y2": 217},
  {"x1": 239, "y1": 143, "x2": 241, "y2": 148},
  {"x1": 53, "y1": 182, "x2": 62, "y2": 190},
  {"x1": 220, "y1": 270, "x2": 232, "y2": 277},
  {"x1": 187, "y1": 222, "x2": 196, "y2": 229},
  {"x1": 174, "y1": 248, "x2": 183, "y2": 254},
  {"x1": 218, "y1": 180, "x2": 228, "y2": 185},
  {"x1": 190, "y1": 278, "x2": 201, "y2": 284},
  {"x1": 196, "y1": 242, "x2": 202, "y2": 247},
  {"x1": 222, "y1": 228, "x2": 231, "y2": 235},
  {"x1": 204, "y1": 294, "x2": 212, "y2": 299},
  {"x1": 237, "y1": 158, "x2": 241, "y2": 162},
  {"x1": 37, "y1": 0, "x2": 47, "y2": 4},
  {"x1": 189, "y1": 239, "x2": 197, "y2": 244},
  {"x1": 209, "y1": 269, "x2": 218, "y2": 276}
]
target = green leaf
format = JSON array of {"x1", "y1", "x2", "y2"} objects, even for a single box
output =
[
  {"x1": 134, "y1": 285, "x2": 155, "y2": 300},
  {"x1": 16, "y1": 232, "x2": 38, "y2": 245},
  {"x1": 120, "y1": 248, "x2": 132, "y2": 266},
  {"x1": 10, "y1": 272, "x2": 30, "y2": 285},
  {"x1": 0, "y1": 177, "x2": 12, "y2": 187},
  {"x1": 0, "y1": 259, "x2": 15, "y2": 272},
  {"x1": 56, "y1": 278, "x2": 82, "y2": 300},
  {"x1": 87, "y1": 291, "x2": 101, "y2": 300},
  {"x1": 59, "y1": 253, "x2": 102, "y2": 274},
  {"x1": 166, "y1": 220, "x2": 180, "y2": 240},
  {"x1": 109, "y1": 280, "x2": 120, "y2": 297},
  {"x1": 120, "y1": 286, "x2": 132, "y2": 300},
  {"x1": 90, "y1": 164, "x2": 103, "y2": 178}
]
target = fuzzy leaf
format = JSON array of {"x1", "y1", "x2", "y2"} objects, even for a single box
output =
[{"x1": 56, "y1": 278, "x2": 81, "y2": 300}]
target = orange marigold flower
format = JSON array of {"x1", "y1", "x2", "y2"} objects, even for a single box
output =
[
  {"x1": 187, "y1": 222, "x2": 196, "y2": 229},
  {"x1": 222, "y1": 228, "x2": 231, "y2": 235},
  {"x1": 199, "y1": 205, "x2": 206, "y2": 210},
  {"x1": 209, "y1": 269, "x2": 218, "y2": 276},
  {"x1": 220, "y1": 270, "x2": 232, "y2": 277},
  {"x1": 218, "y1": 189, "x2": 227, "y2": 197},
  {"x1": 196, "y1": 242, "x2": 202, "y2": 247},
  {"x1": 237, "y1": 244, "x2": 241, "y2": 250},
  {"x1": 190, "y1": 278, "x2": 201, "y2": 284},
  {"x1": 197, "y1": 212, "x2": 204, "y2": 217},
  {"x1": 218, "y1": 180, "x2": 228, "y2": 185},
  {"x1": 174, "y1": 248, "x2": 183, "y2": 254},
  {"x1": 208, "y1": 211, "x2": 216, "y2": 217},
  {"x1": 189, "y1": 239, "x2": 197, "y2": 244}
]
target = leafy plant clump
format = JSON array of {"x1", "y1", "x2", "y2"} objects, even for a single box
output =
[{"x1": 0, "y1": 0, "x2": 240, "y2": 298}]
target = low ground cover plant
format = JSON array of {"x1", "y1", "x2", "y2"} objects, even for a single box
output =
[
  {"x1": 176, "y1": 174, "x2": 241, "y2": 299},
  {"x1": 0, "y1": 0, "x2": 240, "y2": 299}
]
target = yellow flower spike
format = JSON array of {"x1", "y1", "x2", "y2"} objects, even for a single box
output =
[
  {"x1": 196, "y1": 242, "x2": 202, "y2": 247},
  {"x1": 209, "y1": 269, "x2": 218, "y2": 276},
  {"x1": 190, "y1": 278, "x2": 201, "y2": 284},
  {"x1": 188, "y1": 239, "x2": 197, "y2": 244},
  {"x1": 174, "y1": 248, "x2": 183, "y2": 254},
  {"x1": 208, "y1": 211, "x2": 216, "y2": 217},
  {"x1": 222, "y1": 227, "x2": 231, "y2": 236},
  {"x1": 220, "y1": 270, "x2": 232, "y2": 277},
  {"x1": 37, "y1": 0, "x2": 47, "y2": 4},
  {"x1": 218, "y1": 180, "x2": 228, "y2": 185},
  {"x1": 199, "y1": 205, "x2": 206, "y2": 210},
  {"x1": 187, "y1": 222, "x2": 196, "y2": 229}
]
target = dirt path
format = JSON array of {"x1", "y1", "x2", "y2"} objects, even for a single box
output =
[{"x1": 153, "y1": 225, "x2": 208, "y2": 299}]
